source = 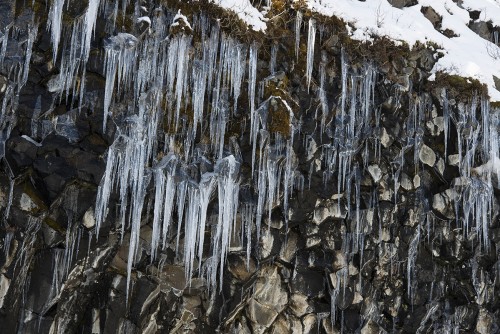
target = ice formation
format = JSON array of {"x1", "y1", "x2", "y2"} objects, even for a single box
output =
[{"x1": 2, "y1": 0, "x2": 500, "y2": 331}]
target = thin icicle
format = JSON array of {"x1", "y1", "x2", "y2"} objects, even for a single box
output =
[
  {"x1": 295, "y1": 11, "x2": 302, "y2": 60},
  {"x1": 269, "y1": 43, "x2": 277, "y2": 75},
  {"x1": 197, "y1": 173, "x2": 217, "y2": 273},
  {"x1": 249, "y1": 42, "x2": 258, "y2": 173},
  {"x1": 442, "y1": 89, "x2": 450, "y2": 161},
  {"x1": 151, "y1": 169, "x2": 166, "y2": 261},
  {"x1": 306, "y1": 18, "x2": 316, "y2": 92},
  {"x1": 162, "y1": 164, "x2": 177, "y2": 250},
  {"x1": 184, "y1": 185, "x2": 201, "y2": 281},
  {"x1": 319, "y1": 52, "x2": 328, "y2": 137},
  {"x1": 175, "y1": 180, "x2": 188, "y2": 254},
  {"x1": 407, "y1": 224, "x2": 420, "y2": 305}
]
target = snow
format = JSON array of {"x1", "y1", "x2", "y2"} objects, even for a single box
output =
[
  {"x1": 462, "y1": 0, "x2": 500, "y2": 27},
  {"x1": 137, "y1": 16, "x2": 151, "y2": 26},
  {"x1": 172, "y1": 10, "x2": 192, "y2": 30},
  {"x1": 204, "y1": 0, "x2": 267, "y2": 31},
  {"x1": 299, "y1": 0, "x2": 500, "y2": 101}
]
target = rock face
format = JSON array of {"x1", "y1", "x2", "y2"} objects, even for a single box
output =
[{"x1": 0, "y1": 1, "x2": 499, "y2": 333}]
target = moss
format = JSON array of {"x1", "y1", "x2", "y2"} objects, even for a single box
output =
[
  {"x1": 24, "y1": 0, "x2": 45, "y2": 17},
  {"x1": 113, "y1": 12, "x2": 135, "y2": 33},
  {"x1": 162, "y1": 0, "x2": 265, "y2": 43},
  {"x1": 268, "y1": 97, "x2": 291, "y2": 135},
  {"x1": 491, "y1": 101, "x2": 500, "y2": 109},
  {"x1": 22, "y1": 180, "x2": 48, "y2": 212},
  {"x1": 263, "y1": 74, "x2": 297, "y2": 136},
  {"x1": 43, "y1": 216, "x2": 66, "y2": 234},
  {"x1": 265, "y1": 0, "x2": 295, "y2": 40},
  {"x1": 226, "y1": 118, "x2": 243, "y2": 139},
  {"x1": 429, "y1": 72, "x2": 488, "y2": 101},
  {"x1": 264, "y1": 76, "x2": 290, "y2": 97}
]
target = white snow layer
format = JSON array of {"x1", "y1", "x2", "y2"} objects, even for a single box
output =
[
  {"x1": 297, "y1": 0, "x2": 500, "y2": 101},
  {"x1": 207, "y1": 0, "x2": 267, "y2": 31}
]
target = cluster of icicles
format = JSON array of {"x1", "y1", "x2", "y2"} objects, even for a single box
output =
[{"x1": 1, "y1": 1, "x2": 499, "y2": 325}]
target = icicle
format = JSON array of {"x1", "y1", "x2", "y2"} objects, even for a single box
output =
[
  {"x1": 151, "y1": 169, "x2": 166, "y2": 261},
  {"x1": 197, "y1": 173, "x2": 217, "y2": 273},
  {"x1": 230, "y1": 42, "x2": 247, "y2": 115},
  {"x1": 255, "y1": 131, "x2": 269, "y2": 242},
  {"x1": 103, "y1": 35, "x2": 136, "y2": 130},
  {"x1": 171, "y1": 35, "x2": 192, "y2": 130},
  {"x1": 354, "y1": 165, "x2": 361, "y2": 241},
  {"x1": 4, "y1": 177, "x2": 14, "y2": 220},
  {"x1": 241, "y1": 203, "x2": 254, "y2": 269},
  {"x1": 83, "y1": 0, "x2": 101, "y2": 61},
  {"x1": 481, "y1": 98, "x2": 491, "y2": 162},
  {"x1": 184, "y1": 184, "x2": 201, "y2": 281},
  {"x1": 21, "y1": 24, "x2": 37, "y2": 90},
  {"x1": 490, "y1": 112, "x2": 500, "y2": 188},
  {"x1": 249, "y1": 42, "x2": 258, "y2": 173},
  {"x1": 3, "y1": 231, "x2": 13, "y2": 256},
  {"x1": 191, "y1": 60, "x2": 207, "y2": 139},
  {"x1": 12, "y1": 217, "x2": 40, "y2": 312},
  {"x1": 339, "y1": 48, "x2": 348, "y2": 140},
  {"x1": 283, "y1": 140, "x2": 294, "y2": 231},
  {"x1": 47, "y1": 0, "x2": 65, "y2": 61},
  {"x1": 442, "y1": 89, "x2": 450, "y2": 161},
  {"x1": 162, "y1": 171, "x2": 176, "y2": 250},
  {"x1": 330, "y1": 267, "x2": 347, "y2": 328},
  {"x1": 319, "y1": 52, "x2": 328, "y2": 137},
  {"x1": 0, "y1": 25, "x2": 9, "y2": 66},
  {"x1": 407, "y1": 224, "x2": 420, "y2": 304},
  {"x1": 209, "y1": 155, "x2": 240, "y2": 291},
  {"x1": 31, "y1": 96, "x2": 41, "y2": 139},
  {"x1": 269, "y1": 43, "x2": 277, "y2": 75},
  {"x1": 175, "y1": 180, "x2": 188, "y2": 254},
  {"x1": 295, "y1": 11, "x2": 302, "y2": 60},
  {"x1": 94, "y1": 144, "x2": 117, "y2": 234},
  {"x1": 266, "y1": 152, "x2": 279, "y2": 230},
  {"x1": 306, "y1": 18, "x2": 316, "y2": 92}
]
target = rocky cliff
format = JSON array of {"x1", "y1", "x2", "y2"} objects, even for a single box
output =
[{"x1": 0, "y1": 0, "x2": 500, "y2": 333}]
